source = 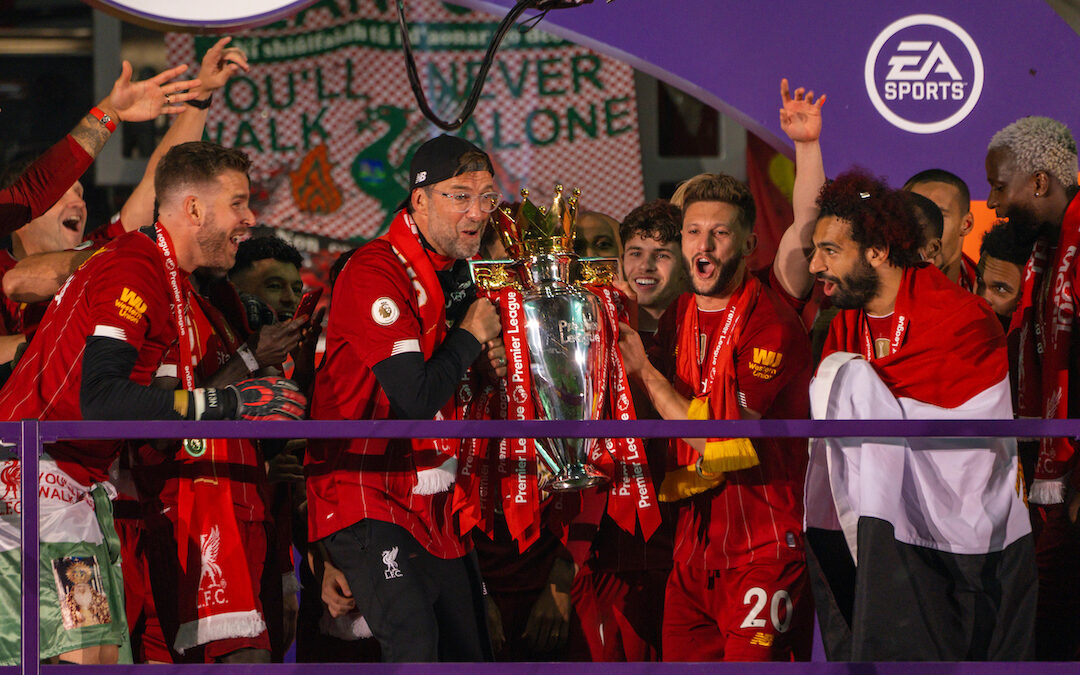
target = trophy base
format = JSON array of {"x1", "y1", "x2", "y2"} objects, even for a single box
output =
[{"x1": 544, "y1": 465, "x2": 610, "y2": 492}]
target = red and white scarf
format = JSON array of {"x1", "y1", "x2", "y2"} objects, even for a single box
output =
[
  {"x1": 659, "y1": 274, "x2": 762, "y2": 501},
  {"x1": 173, "y1": 291, "x2": 265, "y2": 653},
  {"x1": 383, "y1": 212, "x2": 468, "y2": 491},
  {"x1": 1011, "y1": 195, "x2": 1080, "y2": 504}
]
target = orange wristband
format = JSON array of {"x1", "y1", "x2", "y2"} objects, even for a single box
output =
[{"x1": 89, "y1": 107, "x2": 116, "y2": 133}]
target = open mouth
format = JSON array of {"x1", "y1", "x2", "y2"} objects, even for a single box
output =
[
  {"x1": 633, "y1": 277, "x2": 658, "y2": 289},
  {"x1": 62, "y1": 216, "x2": 82, "y2": 232},
  {"x1": 818, "y1": 275, "x2": 839, "y2": 296},
  {"x1": 694, "y1": 256, "x2": 716, "y2": 278},
  {"x1": 230, "y1": 232, "x2": 250, "y2": 249}
]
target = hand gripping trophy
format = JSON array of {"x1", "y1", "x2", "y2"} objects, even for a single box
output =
[{"x1": 461, "y1": 186, "x2": 661, "y2": 548}]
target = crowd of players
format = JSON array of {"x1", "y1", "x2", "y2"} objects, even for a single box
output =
[{"x1": 0, "y1": 41, "x2": 1077, "y2": 666}]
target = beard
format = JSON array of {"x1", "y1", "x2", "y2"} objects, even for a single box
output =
[
  {"x1": 1003, "y1": 204, "x2": 1053, "y2": 242},
  {"x1": 820, "y1": 254, "x2": 880, "y2": 310},
  {"x1": 691, "y1": 252, "x2": 743, "y2": 297},
  {"x1": 196, "y1": 212, "x2": 236, "y2": 270}
]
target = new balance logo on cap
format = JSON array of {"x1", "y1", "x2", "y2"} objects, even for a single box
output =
[{"x1": 414, "y1": 171, "x2": 426, "y2": 184}]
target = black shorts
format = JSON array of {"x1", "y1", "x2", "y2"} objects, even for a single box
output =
[{"x1": 323, "y1": 519, "x2": 491, "y2": 662}]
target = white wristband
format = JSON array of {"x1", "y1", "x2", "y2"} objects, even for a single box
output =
[
  {"x1": 236, "y1": 344, "x2": 260, "y2": 374},
  {"x1": 192, "y1": 388, "x2": 207, "y2": 420}
]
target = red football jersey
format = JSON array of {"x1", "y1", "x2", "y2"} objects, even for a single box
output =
[
  {"x1": 306, "y1": 239, "x2": 466, "y2": 558},
  {"x1": 656, "y1": 284, "x2": 812, "y2": 570},
  {"x1": 0, "y1": 230, "x2": 178, "y2": 485}
]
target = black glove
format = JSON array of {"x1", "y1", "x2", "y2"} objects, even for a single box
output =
[{"x1": 195, "y1": 376, "x2": 307, "y2": 421}]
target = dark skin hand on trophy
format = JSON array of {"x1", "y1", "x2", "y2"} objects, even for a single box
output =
[
  {"x1": 460, "y1": 296, "x2": 502, "y2": 344},
  {"x1": 477, "y1": 337, "x2": 507, "y2": 380}
]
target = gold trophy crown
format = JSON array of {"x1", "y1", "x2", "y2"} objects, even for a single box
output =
[
  {"x1": 495, "y1": 184, "x2": 580, "y2": 258},
  {"x1": 472, "y1": 184, "x2": 618, "y2": 291}
]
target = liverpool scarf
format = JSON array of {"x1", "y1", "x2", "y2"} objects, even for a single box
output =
[
  {"x1": 658, "y1": 274, "x2": 762, "y2": 502},
  {"x1": 1011, "y1": 195, "x2": 1080, "y2": 504}
]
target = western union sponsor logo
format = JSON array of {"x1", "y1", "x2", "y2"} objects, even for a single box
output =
[
  {"x1": 752, "y1": 348, "x2": 782, "y2": 368},
  {"x1": 114, "y1": 287, "x2": 147, "y2": 324}
]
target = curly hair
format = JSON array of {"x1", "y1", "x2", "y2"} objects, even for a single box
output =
[
  {"x1": 619, "y1": 199, "x2": 682, "y2": 245},
  {"x1": 816, "y1": 169, "x2": 925, "y2": 268},
  {"x1": 980, "y1": 219, "x2": 1037, "y2": 267},
  {"x1": 988, "y1": 116, "x2": 1078, "y2": 190},
  {"x1": 670, "y1": 173, "x2": 755, "y2": 231}
]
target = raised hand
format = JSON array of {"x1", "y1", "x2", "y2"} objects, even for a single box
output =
[
  {"x1": 104, "y1": 61, "x2": 201, "y2": 122},
  {"x1": 198, "y1": 36, "x2": 250, "y2": 93},
  {"x1": 779, "y1": 78, "x2": 826, "y2": 144}
]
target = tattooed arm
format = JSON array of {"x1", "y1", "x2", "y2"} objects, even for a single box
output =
[{"x1": 0, "y1": 62, "x2": 200, "y2": 238}]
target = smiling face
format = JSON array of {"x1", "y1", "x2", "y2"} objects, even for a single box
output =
[
  {"x1": 681, "y1": 200, "x2": 755, "y2": 303},
  {"x1": 21, "y1": 181, "x2": 87, "y2": 253},
  {"x1": 808, "y1": 215, "x2": 881, "y2": 310},
  {"x1": 622, "y1": 233, "x2": 687, "y2": 311},
  {"x1": 195, "y1": 170, "x2": 254, "y2": 270},
  {"x1": 231, "y1": 257, "x2": 303, "y2": 320},
  {"x1": 985, "y1": 147, "x2": 1040, "y2": 222},
  {"x1": 412, "y1": 170, "x2": 494, "y2": 260}
]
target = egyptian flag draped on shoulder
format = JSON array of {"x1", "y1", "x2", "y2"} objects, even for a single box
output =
[
  {"x1": 1012, "y1": 194, "x2": 1080, "y2": 504},
  {"x1": 806, "y1": 264, "x2": 1030, "y2": 559}
]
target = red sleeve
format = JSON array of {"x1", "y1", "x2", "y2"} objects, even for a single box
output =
[
  {"x1": 0, "y1": 135, "x2": 93, "y2": 238},
  {"x1": 84, "y1": 242, "x2": 169, "y2": 352},
  {"x1": 332, "y1": 245, "x2": 421, "y2": 369},
  {"x1": 734, "y1": 295, "x2": 810, "y2": 414},
  {"x1": 87, "y1": 216, "x2": 129, "y2": 245}
]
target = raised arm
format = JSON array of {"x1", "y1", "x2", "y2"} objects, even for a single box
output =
[
  {"x1": 120, "y1": 38, "x2": 250, "y2": 231},
  {"x1": 771, "y1": 78, "x2": 826, "y2": 300},
  {"x1": 0, "y1": 62, "x2": 199, "y2": 238}
]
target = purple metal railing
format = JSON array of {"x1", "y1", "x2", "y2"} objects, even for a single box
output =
[{"x1": 4, "y1": 418, "x2": 1080, "y2": 675}]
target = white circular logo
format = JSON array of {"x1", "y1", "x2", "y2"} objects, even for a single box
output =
[
  {"x1": 86, "y1": 1, "x2": 319, "y2": 29},
  {"x1": 371, "y1": 297, "x2": 400, "y2": 326},
  {"x1": 864, "y1": 14, "x2": 983, "y2": 134}
]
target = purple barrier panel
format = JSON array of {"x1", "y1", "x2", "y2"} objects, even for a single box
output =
[
  {"x1": 30, "y1": 418, "x2": 1080, "y2": 441},
  {"x1": 27, "y1": 661, "x2": 1080, "y2": 673},
  {"x1": 456, "y1": 0, "x2": 1080, "y2": 194},
  {"x1": 19, "y1": 420, "x2": 39, "y2": 675}
]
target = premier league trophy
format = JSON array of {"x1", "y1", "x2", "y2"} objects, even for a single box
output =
[{"x1": 470, "y1": 186, "x2": 620, "y2": 492}]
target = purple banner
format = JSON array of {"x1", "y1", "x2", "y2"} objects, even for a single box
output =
[{"x1": 458, "y1": 0, "x2": 1080, "y2": 195}]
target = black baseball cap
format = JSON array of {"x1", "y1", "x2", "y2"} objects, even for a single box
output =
[
  {"x1": 398, "y1": 134, "x2": 493, "y2": 212},
  {"x1": 411, "y1": 134, "x2": 492, "y2": 187}
]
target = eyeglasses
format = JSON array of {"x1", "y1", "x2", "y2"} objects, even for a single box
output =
[{"x1": 438, "y1": 191, "x2": 501, "y2": 214}]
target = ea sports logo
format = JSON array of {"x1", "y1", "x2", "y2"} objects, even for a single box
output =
[{"x1": 865, "y1": 14, "x2": 983, "y2": 134}]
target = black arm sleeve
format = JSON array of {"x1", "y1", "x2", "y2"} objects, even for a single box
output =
[
  {"x1": 371, "y1": 327, "x2": 482, "y2": 420},
  {"x1": 80, "y1": 336, "x2": 184, "y2": 420}
]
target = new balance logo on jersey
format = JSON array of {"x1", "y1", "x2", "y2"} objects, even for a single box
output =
[
  {"x1": 382, "y1": 547, "x2": 403, "y2": 579},
  {"x1": 749, "y1": 632, "x2": 774, "y2": 647}
]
